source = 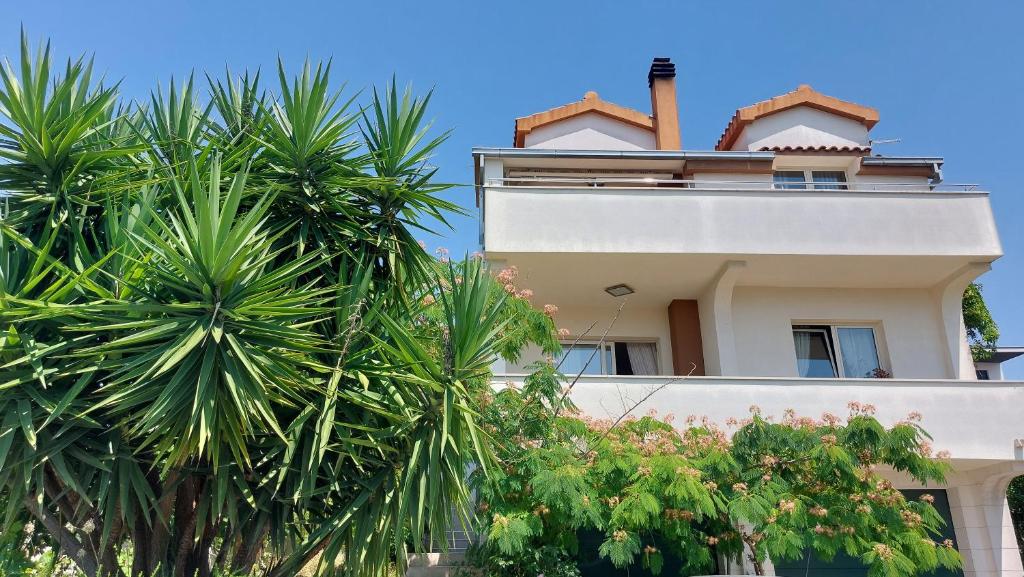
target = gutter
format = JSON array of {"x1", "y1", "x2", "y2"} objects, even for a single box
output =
[
  {"x1": 471, "y1": 147, "x2": 775, "y2": 161},
  {"x1": 861, "y1": 155, "x2": 944, "y2": 183}
]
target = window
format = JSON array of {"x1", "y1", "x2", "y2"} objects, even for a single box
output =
[
  {"x1": 793, "y1": 325, "x2": 883, "y2": 378},
  {"x1": 773, "y1": 170, "x2": 848, "y2": 190},
  {"x1": 556, "y1": 343, "x2": 613, "y2": 375},
  {"x1": 554, "y1": 340, "x2": 658, "y2": 376},
  {"x1": 810, "y1": 171, "x2": 848, "y2": 190},
  {"x1": 976, "y1": 369, "x2": 990, "y2": 380},
  {"x1": 772, "y1": 171, "x2": 806, "y2": 190}
]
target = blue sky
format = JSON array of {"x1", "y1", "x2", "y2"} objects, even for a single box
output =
[{"x1": 5, "y1": 1, "x2": 1024, "y2": 375}]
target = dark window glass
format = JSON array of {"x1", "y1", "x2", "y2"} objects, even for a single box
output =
[
  {"x1": 793, "y1": 327, "x2": 838, "y2": 378},
  {"x1": 613, "y1": 342, "x2": 634, "y2": 375},
  {"x1": 811, "y1": 171, "x2": 848, "y2": 190},
  {"x1": 555, "y1": 344, "x2": 605, "y2": 375},
  {"x1": 773, "y1": 171, "x2": 806, "y2": 190},
  {"x1": 976, "y1": 369, "x2": 990, "y2": 380}
]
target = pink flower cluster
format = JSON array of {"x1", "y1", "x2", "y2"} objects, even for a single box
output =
[
  {"x1": 847, "y1": 401, "x2": 877, "y2": 416},
  {"x1": 435, "y1": 246, "x2": 450, "y2": 263},
  {"x1": 496, "y1": 266, "x2": 517, "y2": 285}
]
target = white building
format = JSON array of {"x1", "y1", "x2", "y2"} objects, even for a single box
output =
[{"x1": 471, "y1": 58, "x2": 1023, "y2": 577}]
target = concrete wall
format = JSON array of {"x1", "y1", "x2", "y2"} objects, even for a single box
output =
[
  {"x1": 524, "y1": 112, "x2": 656, "y2": 150},
  {"x1": 731, "y1": 287, "x2": 949, "y2": 379},
  {"x1": 483, "y1": 186, "x2": 1001, "y2": 257},
  {"x1": 496, "y1": 373, "x2": 1024, "y2": 462}
]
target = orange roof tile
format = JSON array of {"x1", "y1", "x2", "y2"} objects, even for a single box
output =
[
  {"x1": 760, "y1": 145, "x2": 871, "y2": 154},
  {"x1": 716, "y1": 84, "x2": 879, "y2": 151},
  {"x1": 513, "y1": 91, "x2": 654, "y2": 147}
]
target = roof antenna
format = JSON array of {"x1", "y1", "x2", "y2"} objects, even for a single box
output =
[{"x1": 868, "y1": 138, "x2": 901, "y2": 147}]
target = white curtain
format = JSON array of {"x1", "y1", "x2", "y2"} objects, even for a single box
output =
[
  {"x1": 838, "y1": 328, "x2": 880, "y2": 378},
  {"x1": 793, "y1": 331, "x2": 813, "y2": 377},
  {"x1": 625, "y1": 342, "x2": 658, "y2": 375}
]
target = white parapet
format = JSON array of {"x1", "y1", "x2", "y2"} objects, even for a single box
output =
[
  {"x1": 483, "y1": 185, "x2": 1001, "y2": 258},
  {"x1": 494, "y1": 374, "x2": 1024, "y2": 462}
]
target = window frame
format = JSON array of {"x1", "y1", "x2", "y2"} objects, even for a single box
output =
[
  {"x1": 773, "y1": 169, "x2": 849, "y2": 190},
  {"x1": 555, "y1": 338, "x2": 659, "y2": 376},
  {"x1": 792, "y1": 326, "x2": 840, "y2": 377},
  {"x1": 554, "y1": 341, "x2": 614, "y2": 375},
  {"x1": 792, "y1": 323, "x2": 887, "y2": 378}
]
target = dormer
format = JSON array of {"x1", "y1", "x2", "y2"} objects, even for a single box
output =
[
  {"x1": 512, "y1": 58, "x2": 681, "y2": 151},
  {"x1": 715, "y1": 84, "x2": 879, "y2": 153}
]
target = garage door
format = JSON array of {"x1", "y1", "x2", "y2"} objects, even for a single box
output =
[{"x1": 773, "y1": 489, "x2": 962, "y2": 577}]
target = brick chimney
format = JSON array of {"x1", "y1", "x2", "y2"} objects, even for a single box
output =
[{"x1": 648, "y1": 57, "x2": 681, "y2": 150}]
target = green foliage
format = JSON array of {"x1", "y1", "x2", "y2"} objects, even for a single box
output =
[
  {"x1": 468, "y1": 369, "x2": 963, "y2": 577},
  {"x1": 0, "y1": 33, "x2": 556, "y2": 577},
  {"x1": 1007, "y1": 476, "x2": 1024, "y2": 565},
  {"x1": 963, "y1": 282, "x2": 999, "y2": 361}
]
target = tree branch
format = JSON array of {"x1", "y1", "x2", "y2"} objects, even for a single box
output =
[
  {"x1": 24, "y1": 494, "x2": 99, "y2": 577},
  {"x1": 590, "y1": 362, "x2": 696, "y2": 449},
  {"x1": 551, "y1": 299, "x2": 627, "y2": 420}
]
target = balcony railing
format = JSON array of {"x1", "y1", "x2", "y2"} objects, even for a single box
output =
[{"x1": 487, "y1": 176, "x2": 982, "y2": 193}]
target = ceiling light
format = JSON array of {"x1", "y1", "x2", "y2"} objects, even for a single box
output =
[{"x1": 604, "y1": 283, "x2": 635, "y2": 297}]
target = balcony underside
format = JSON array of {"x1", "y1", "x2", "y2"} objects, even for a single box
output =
[
  {"x1": 484, "y1": 252, "x2": 990, "y2": 309},
  {"x1": 494, "y1": 375, "x2": 1024, "y2": 464}
]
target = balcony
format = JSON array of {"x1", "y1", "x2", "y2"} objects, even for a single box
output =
[
  {"x1": 482, "y1": 177, "x2": 1000, "y2": 261},
  {"x1": 494, "y1": 374, "x2": 1024, "y2": 463}
]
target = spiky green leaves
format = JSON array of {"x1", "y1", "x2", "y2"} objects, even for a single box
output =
[
  {"x1": 80, "y1": 159, "x2": 332, "y2": 468},
  {"x1": 0, "y1": 32, "x2": 518, "y2": 577},
  {"x1": 0, "y1": 30, "x2": 128, "y2": 236}
]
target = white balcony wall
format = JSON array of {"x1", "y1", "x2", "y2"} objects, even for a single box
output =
[
  {"x1": 482, "y1": 186, "x2": 1001, "y2": 257},
  {"x1": 731, "y1": 287, "x2": 950, "y2": 379},
  {"x1": 496, "y1": 374, "x2": 1024, "y2": 462}
]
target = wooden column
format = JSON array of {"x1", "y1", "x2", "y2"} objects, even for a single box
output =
[{"x1": 667, "y1": 299, "x2": 705, "y2": 376}]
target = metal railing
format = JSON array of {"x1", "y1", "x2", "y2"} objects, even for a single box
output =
[{"x1": 487, "y1": 176, "x2": 981, "y2": 193}]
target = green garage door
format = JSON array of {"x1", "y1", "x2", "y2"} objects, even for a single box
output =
[
  {"x1": 577, "y1": 528, "x2": 711, "y2": 577},
  {"x1": 774, "y1": 489, "x2": 963, "y2": 577}
]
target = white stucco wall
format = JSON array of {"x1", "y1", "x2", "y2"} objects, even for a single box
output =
[
  {"x1": 494, "y1": 372, "x2": 1024, "y2": 462},
  {"x1": 483, "y1": 186, "x2": 1001, "y2": 257},
  {"x1": 503, "y1": 287, "x2": 957, "y2": 381},
  {"x1": 976, "y1": 361, "x2": 1005, "y2": 380},
  {"x1": 731, "y1": 287, "x2": 950, "y2": 379},
  {"x1": 524, "y1": 112, "x2": 656, "y2": 150},
  {"x1": 732, "y1": 106, "x2": 870, "y2": 151}
]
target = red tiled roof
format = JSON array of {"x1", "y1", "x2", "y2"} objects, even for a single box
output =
[{"x1": 760, "y1": 145, "x2": 871, "y2": 154}]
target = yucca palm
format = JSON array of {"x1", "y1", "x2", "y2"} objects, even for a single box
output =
[{"x1": 0, "y1": 32, "x2": 556, "y2": 577}]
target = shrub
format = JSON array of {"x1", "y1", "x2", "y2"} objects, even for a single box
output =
[{"x1": 468, "y1": 366, "x2": 962, "y2": 577}]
